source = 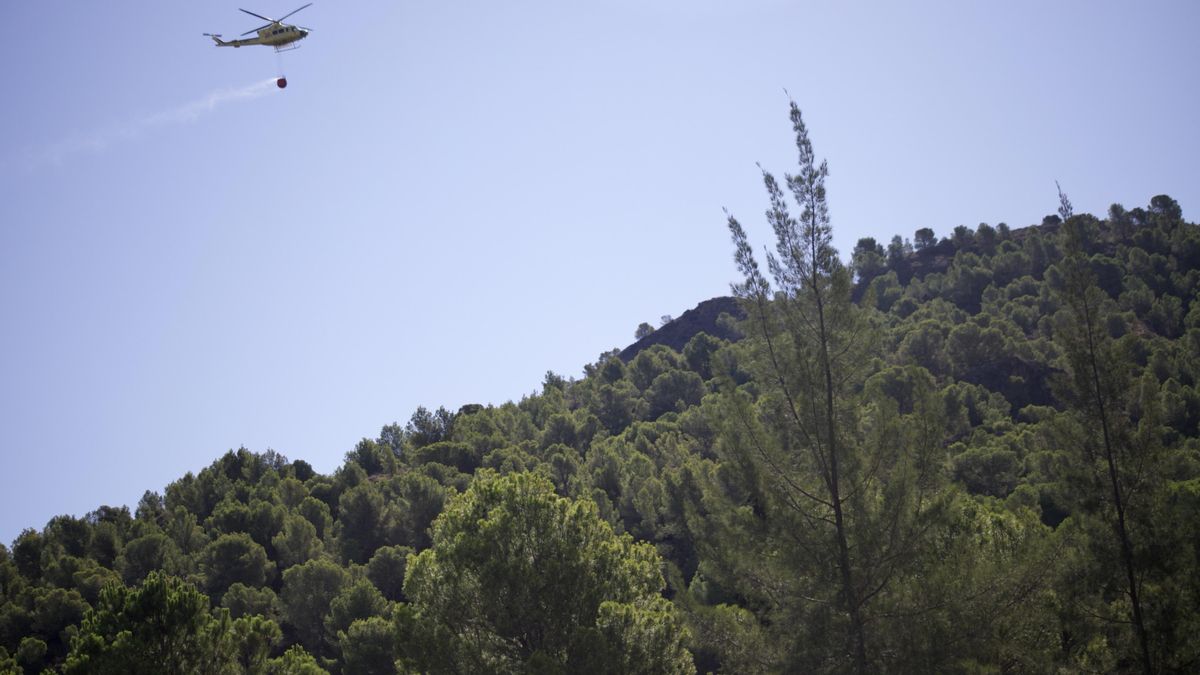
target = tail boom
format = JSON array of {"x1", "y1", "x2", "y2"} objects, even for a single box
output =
[{"x1": 204, "y1": 33, "x2": 247, "y2": 47}]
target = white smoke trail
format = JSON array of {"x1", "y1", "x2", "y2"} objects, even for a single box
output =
[
  {"x1": 140, "y1": 78, "x2": 279, "y2": 127},
  {"x1": 20, "y1": 78, "x2": 279, "y2": 169}
]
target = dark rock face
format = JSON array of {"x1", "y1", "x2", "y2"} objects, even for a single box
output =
[{"x1": 619, "y1": 297, "x2": 745, "y2": 363}]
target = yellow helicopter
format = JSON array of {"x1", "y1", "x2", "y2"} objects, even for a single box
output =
[{"x1": 204, "y1": 4, "x2": 312, "y2": 52}]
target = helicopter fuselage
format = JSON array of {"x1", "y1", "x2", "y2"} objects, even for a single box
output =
[
  {"x1": 256, "y1": 24, "x2": 308, "y2": 46},
  {"x1": 210, "y1": 23, "x2": 308, "y2": 48}
]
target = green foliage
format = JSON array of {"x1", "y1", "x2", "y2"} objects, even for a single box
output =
[
  {"x1": 231, "y1": 614, "x2": 283, "y2": 673},
  {"x1": 281, "y1": 559, "x2": 349, "y2": 657},
  {"x1": 30, "y1": 586, "x2": 86, "y2": 659},
  {"x1": 914, "y1": 227, "x2": 937, "y2": 250},
  {"x1": 221, "y1": 582, "x2": 280, "y2": 620},
  {"x1": 337, "y1": 616, "x2": 396, "y2": 675},
  {"x1": 346, "y1": 438, "x2": 395, "y2": 477},
  {"x1": 400, "y1": 471, "x2": 693, "y2": 673},
  {"x1": 952, "y1": 444, "x2": 1021, "y2": 498},
  {"x1": 297, "y1": 496, "x2": 332, "y2": 541},
  {"x1": 44, "y1": 517, "x2": 90, "y2": 561},
  {"x1": 404, "y1": 405, "x2": 455, "y2": 449},
  {"x1": 264, "y1": 645, "x2": 329, "y2": 674},
  {"x1": 202, "y1": 532, "x2": 272, "y2": 598},
  {"x1": 324, "y1": 578, "x2": 388, "y2": 649},
  {"x1": 385, "y1": 473, "x2": 447, "y2": 551},
  {"x1": 334, "y1": 484, "x2": 388, "y2": 564},
  {"x1": 686, "y1": 603, "x2": 773, "y2": 674},
  {"x1": 63, "y1": 572, "x2": 229, "y2": 674},
  {"x1": 15, "y1": 636, "x2": 46, "y2": 673},
  {"x1": 1047, "y1": 215, "x2": 1194, "y2": 672},
  {"x1": 272, "y1": 514, "x2": 324, "y2": 570},
  {"x1": 366, "y1": 545, "x2": 412, "y2": 602},
  {"x1": 876, "y1": 496, "x2": 1059, "y2": 671},
  {"x1": 10, "y1": 532, "x2": 42, "y2": 583},
  {"x1": 721, "y1": 101, "x2": 954, "y2": 672},
  {"x1": 645, "y1": 369, "x2": 706, "y2": 419}
]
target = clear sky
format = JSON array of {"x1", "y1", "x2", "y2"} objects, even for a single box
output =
[{"x1": 2, "y1": 1, "x2": 1197, "y2": 545}]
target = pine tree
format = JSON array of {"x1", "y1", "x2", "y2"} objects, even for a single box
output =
[
  {"x1": 719, "y1": 102, "x2": 945, "y2": 673},
  {"x1": 1054, "y1": 215, "x2": 1156, "y2": 673}
]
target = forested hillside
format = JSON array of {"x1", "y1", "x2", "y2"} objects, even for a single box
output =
[{"x1": 2, "y1": 106, "x2": 1198, "y2": 674}]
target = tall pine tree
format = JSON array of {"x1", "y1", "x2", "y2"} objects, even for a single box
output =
[
  {"x1": 717, "y1": 102, "x2": 946, "y2": 673},
  {"x1": 1053, "y1": 212, "x2": 1159, "y2": 673}
]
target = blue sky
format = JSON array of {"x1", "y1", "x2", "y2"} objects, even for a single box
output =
[{"x1": 2, "y1": 1, "x2": 1198, "y2": 545}]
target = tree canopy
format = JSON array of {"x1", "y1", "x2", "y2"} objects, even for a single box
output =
[{"x1": 399, "y1": 471, "x2": 693, "y2": 674}]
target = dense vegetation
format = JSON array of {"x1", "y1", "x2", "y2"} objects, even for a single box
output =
[{"x1": 2, "y1": 105, "x2": 1198, "y2": 673}]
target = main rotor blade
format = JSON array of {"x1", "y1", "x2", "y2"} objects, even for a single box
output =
[
  {"x1": 239, "y1": 8, "x2": 275, "y2": 23},
  {"x1": 277, "y1": 3, "x2": 312, "y2": 22},
  {"x1": 242, "y1": 22, "x2": 272, "y2": 35}
]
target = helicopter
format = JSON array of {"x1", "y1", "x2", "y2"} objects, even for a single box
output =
[{"x1": 204, "y1": 4, "x2": 312, "y2": 52}]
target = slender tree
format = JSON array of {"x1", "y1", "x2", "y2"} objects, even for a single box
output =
[
  {"x1": 721, "y1": 102, "x2": 944, "y2": 673},
  {"x1": 1055, "y1": 215, "x2": 1155, "y2": 673}
]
